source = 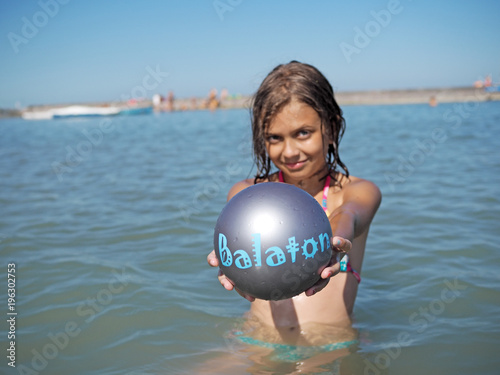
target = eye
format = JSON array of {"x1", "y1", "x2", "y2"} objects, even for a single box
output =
[
  {"x1": 296, "y1": 129, "x2": 311, "y2": 138},
  {"x1": 266, "y1": 134, "x2": 281, "y2": 144}
]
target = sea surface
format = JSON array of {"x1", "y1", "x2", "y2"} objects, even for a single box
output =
[{"x1": 1, "y1": 100, "x2": 499, "y2": 375}]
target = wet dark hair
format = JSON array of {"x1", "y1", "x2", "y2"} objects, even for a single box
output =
[{"x1": 251, "y1": 61, "x2": 349, "y2": 185}]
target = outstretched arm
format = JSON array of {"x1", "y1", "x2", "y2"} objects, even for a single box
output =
[
  {"x1": 330, "y1": 179, "x2": 381, "y2": 241},
  {"x1": 305, "y1": 178, "x2": 381, "y2": 295}
]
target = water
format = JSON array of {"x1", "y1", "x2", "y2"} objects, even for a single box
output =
[{"x1": 1, "y1": 101, "x2": 499, "y2": 374}]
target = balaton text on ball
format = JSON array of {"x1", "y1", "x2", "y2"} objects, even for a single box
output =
[{"x1": 218, "y1": 232, "x2": 331, "y2": 269}]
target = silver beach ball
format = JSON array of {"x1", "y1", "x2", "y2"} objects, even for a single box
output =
[{"x1": 214, "y1": 182, "x2": 333, "y2": 300}]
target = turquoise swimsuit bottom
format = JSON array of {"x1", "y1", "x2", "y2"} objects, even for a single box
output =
[{"x1": 233, "y1": 331, "x2": 358, "y2": 362}]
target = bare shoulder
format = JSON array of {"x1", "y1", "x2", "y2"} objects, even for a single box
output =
[
  {"x1": 227, "y1": 178, "x2": 255, "y2": 201},
  {"x1": 341, "y1": 175, "x2": 382, "y2": 209},
  {"x1": 345, "y1": 175, "x2": 381, "y2": 196}
]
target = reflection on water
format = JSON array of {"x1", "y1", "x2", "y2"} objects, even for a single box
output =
[{"x1": 1, "y1": 102, "x2": 499, "y2": 374}]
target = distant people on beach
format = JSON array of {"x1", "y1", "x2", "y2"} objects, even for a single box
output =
[
  {"x1": 220, "y1": 88, "x2": 228, "y2": 106},
  {"x1": 152, "y1": 94, "x2": 162, "y2": 108},
  {"x1": 484, "y1": 75, "x2": 492, "y2": 87},
  {"x1": 206, "y1": 88, "x2": 220, "y2": 111},
  {"x1": 151, "y1": 88, "x2": 236, "y2": 112},
  {"x1": 474, "y1": 74, "x2": 493, "y2": 88},
  {"x1": 190, "y1": 97, "x2": 198, "y2": 111},
  {"x1": 166, "y1": 91, "x2": 175, "y2": 111},
  {"x1": 152, "y1": 91, "x2": 176, "y2": 111}
]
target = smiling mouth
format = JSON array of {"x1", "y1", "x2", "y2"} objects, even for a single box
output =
[{"x1": 284, "y1": 160, "x2": 306, "y2": 170}]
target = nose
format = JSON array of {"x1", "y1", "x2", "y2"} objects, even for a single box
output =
[{"x1": 282, "y1": 138, "x2": 299, "y2": 159}]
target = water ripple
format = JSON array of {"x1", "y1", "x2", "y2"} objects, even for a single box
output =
[{"x1": 2, "y1": 103, "x2": 500, "y2": 374}]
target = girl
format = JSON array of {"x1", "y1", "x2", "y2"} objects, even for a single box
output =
[{"x1": 207, "y1": 61, "x2": 381, "y2": 351}]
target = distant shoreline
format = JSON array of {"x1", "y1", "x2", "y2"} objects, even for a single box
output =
[
  {"x1": 2, "y1": 86, "x2": 499, "y2": 119},
  {"x1": 335, "y1": 86, "x2": 500, "y2": 106}
]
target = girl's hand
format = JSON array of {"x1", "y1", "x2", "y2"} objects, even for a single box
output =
[
  {"x1": 304, "y1": 236, "x2": 352, "y2": 296},
  {"x1": 207, "y1": 250, "x2": 256, "y2": 302}
]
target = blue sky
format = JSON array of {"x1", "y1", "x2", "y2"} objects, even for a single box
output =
[{"x1": 1, "y1": 0, "x2": 499, "y2": 108}]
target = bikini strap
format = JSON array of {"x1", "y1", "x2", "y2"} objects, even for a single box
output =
[{"x1": 322, "y1": 175, "x2": 331, "y2": 212}]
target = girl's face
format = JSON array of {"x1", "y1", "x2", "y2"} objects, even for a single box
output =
[{"x1": 265, "y1": 99, "x2": 330, "y2": 180}]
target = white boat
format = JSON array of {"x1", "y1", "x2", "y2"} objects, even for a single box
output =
[
  {"x1": 22, "y1": 110, "x2": 54, "y2": 120},
  {"x1": 52, "y1": 105, "x2": 121, "y2": 118},
  {"x1": 22, "y1": 105, "x2": 121, "y2": 120}
]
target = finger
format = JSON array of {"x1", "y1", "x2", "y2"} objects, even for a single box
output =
[
  {"x1": 207, "y1": 250, "x2": 219, "y2": 267},
  {"x1": 305, "y1": 277, "x2": 330, "y2": 296},
  {"x1": 332, "y1": 236, "x2": 352, "y2": 253},
  {"x1": 217, "y1": 269, "x2": 234, "y2": 291},
  {"x1": 321, "y1": 261, "x2": 341, "y2": 279},
  {"x1": 217, "y1": 270, "x2": 255, "y2": 301},
  {"x1": 235, "y1": 288, "x2": 256, "y2": 302}
]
